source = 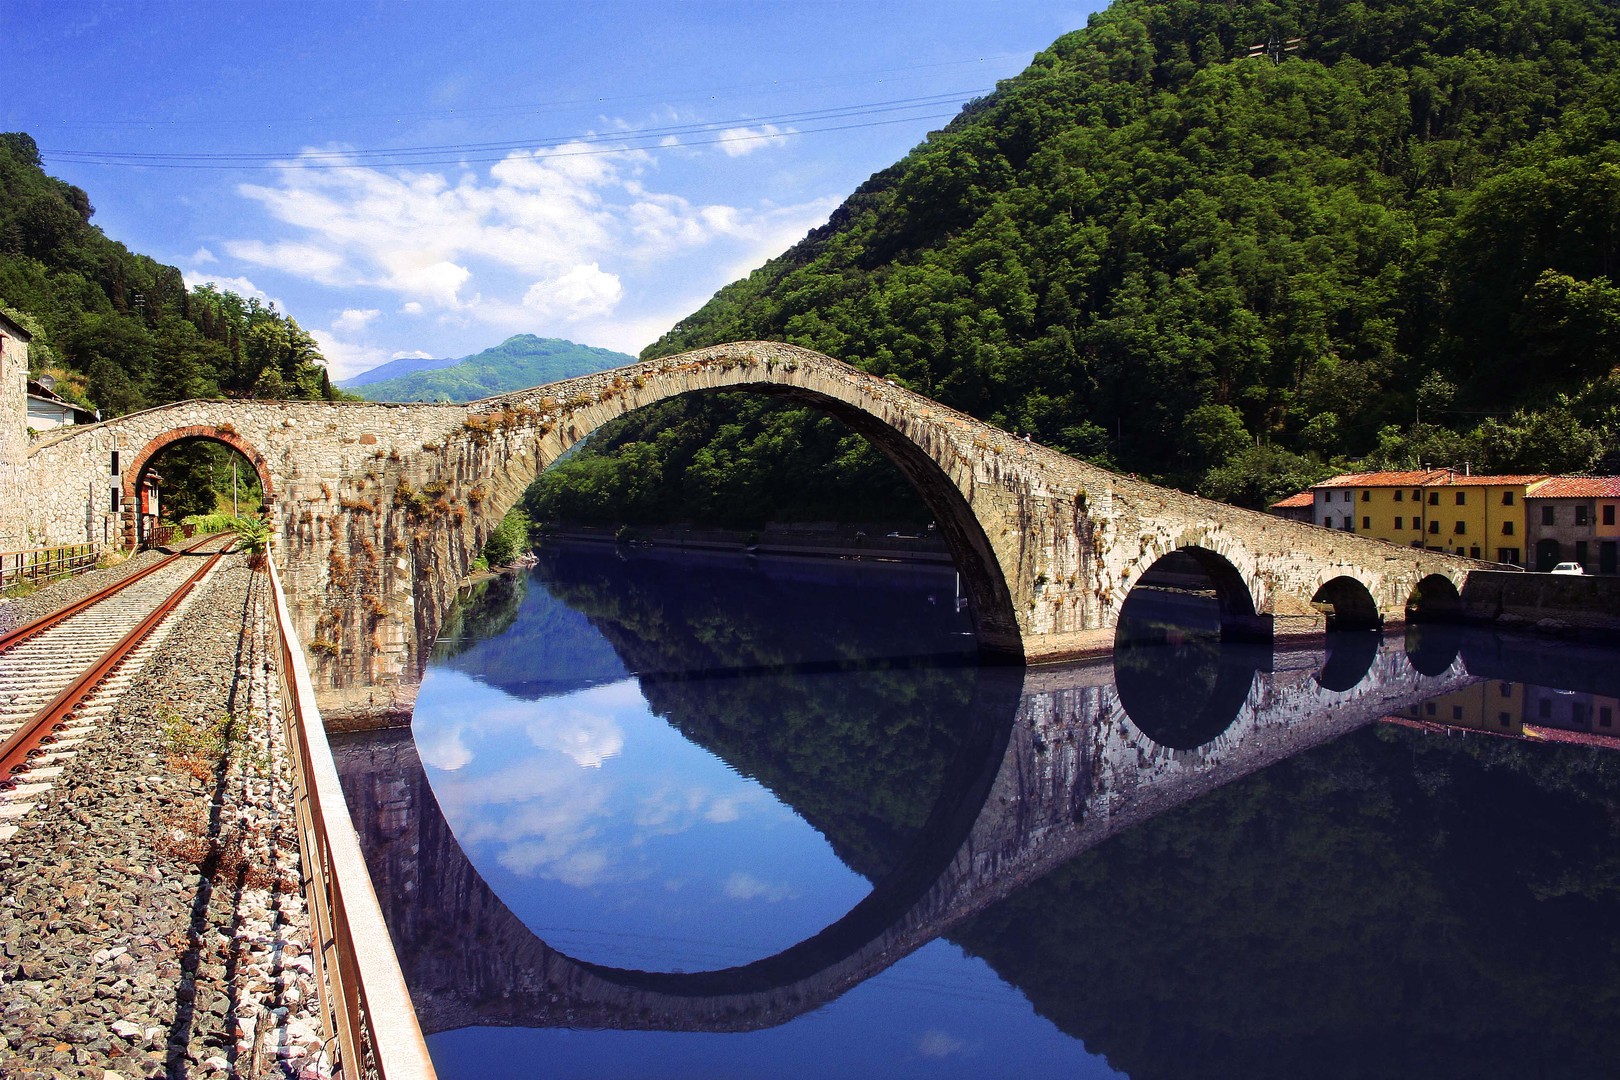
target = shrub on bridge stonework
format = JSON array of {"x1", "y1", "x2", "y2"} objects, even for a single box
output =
[{"x1": 230, "y1": 514, "x2": 272, "y2": 568}]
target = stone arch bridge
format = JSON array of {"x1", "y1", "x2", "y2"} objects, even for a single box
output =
[{"x1": 14, "y1": 341, "x2": 1481, "y2": 723}]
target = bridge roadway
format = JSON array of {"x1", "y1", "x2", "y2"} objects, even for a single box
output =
[
  {"x1": 330, "y1": 632, "x2": 1478, "y2": 1035},
  {"x1": 14, "y1": 341, "x2": 1486, "y2": 725}
]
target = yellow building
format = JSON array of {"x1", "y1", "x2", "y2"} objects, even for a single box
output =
[
  {"x1": 1399, "y1": 681, "x2": 1525, "y2": 735},
  {"x1": 1310, "y1": 469, "x2": 1444, "y2": 548},
  {"x1": 1309, "y1": 469, "x2": 1543, "y2": 566},
  {"x1": 1420, "y1": 472, "x2": 1544, "y2": 564}
]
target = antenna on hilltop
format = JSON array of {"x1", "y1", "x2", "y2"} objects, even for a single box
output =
[{"x1": 1244, "y1": 32, "x2": 1303, "y2": 63}]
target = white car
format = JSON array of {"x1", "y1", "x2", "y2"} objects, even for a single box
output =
[{"x1": 1550, "y1": 562, "x2": 1586, "y2": 575}]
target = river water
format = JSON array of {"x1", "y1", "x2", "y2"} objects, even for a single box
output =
[{"x1": 333, "y1": 540, "x2": 1620, "y2": 1079}]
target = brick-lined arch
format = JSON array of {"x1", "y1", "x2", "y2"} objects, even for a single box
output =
[{"x1": 121, "y1": 424, "x2": 274, "y2": 547}]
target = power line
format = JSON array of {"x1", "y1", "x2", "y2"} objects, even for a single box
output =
[
  {"x1": 20, "y1": 52, "x2": 1023, "y2": 129},
  {"x1": 43, "y1": 91, "x2": 984, "y2": 165},
  {"x1": 42, "y1": 109, "x2": 967, "y2": 172}
]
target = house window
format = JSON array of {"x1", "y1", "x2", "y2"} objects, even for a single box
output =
[
  {"x1": 1394, "y1": 490, "x2": 1404, "y2": 502},
  {"x1": 110, "y1": 450, "x2": 120, "y2": 475},
  {"x1": 1576, "y1": 505, "x2": 1590, "y2": 526},
  {"x1": 1362, "y1": 516, "x2": 1371, "y2": 530},
  {"x1": 1502, "y1": 491, "x2": 1514, "y2": 505},
  {"x1": 1470, "y1": 546, "x2": 1481, "y2": 558},
  {"x1": 1412, "y1": 489, "x2": 1422, "y2": 501},
  {"x1": 1454, "y1": 521, "x2": 1466, "y2": 534},
  {"x1": 1342, "y1": 518, "x2": 1353, "y2": 531},
  {"x1": 1499, "y1": 684, "x2": 1512, "y2": 697},
  {"x1": 1455, "y1": 491, "x2": 1466, "y2": 506},
  {"x1": 1576, "y1": 540, "x2": 1589, "y2": 565},
  {"x1": 1539, "y1": 699, "x2": 1552, "y2": 719},
  {"x1": 1605, "y1": 505, "x2": 1616, "y2": 526},
  {"x1": 1425, "y1": 702, "x2": 1437, "y2": 716},
  {"x1": 1601, "y1": 707, "x2": 1613, "y2": 728},
  {"x1": 1429, "y1": 520, "x2": 1440, "y2": 534},
  {"x1": 1428, "y1": 491, "x2": 1440, "y2": 505},
  {"x1": 1502, "y1": 520, "x2": 1514, "y2": 535},
  {"x1": 1498, "y1": 548, "x2": 1520, "y2": 565},
  {"x1": 1499, "y1": 712, "x2": 1512, "y2": 726},
  {"x1": 1343, "y1": 490, "x2": 1352, "y2": 502},
  {"x1": 1394, "y1": 517, "x2": 1403, "y2": 530},
  {"x1": 1542, "y1": 506, "x2": 1555, "y2": 526},
  {"x1": 1452, "y1": 705, "x2": 1464, "y2": 720},
  {"x1": 1361, "y1": 490, "x2": 1371, "y2": 502}
]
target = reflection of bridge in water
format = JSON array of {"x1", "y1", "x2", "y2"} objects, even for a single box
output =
[{"x1": 333, "y1": 631, "x2": 1490, "y2": 1036}]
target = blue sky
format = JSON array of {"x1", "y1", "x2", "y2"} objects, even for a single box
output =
[{"x1": 3, "y1": 0, "x2": 1108, "y2": 378}]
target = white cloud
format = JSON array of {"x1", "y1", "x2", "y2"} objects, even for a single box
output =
[
  {"x1": 522, "y1": 263, "x2": 622, "y2": 322},
  {"x1": 190, "y1": 246, "x2": 217, "y2": 265},
  {"x1": 332, "y1": 307, "x2": 381, "y2": 336},
  {"x1": 722, "y1": 871, "x2": 798, "y2": 903},
  {"x1": 182, "y1": 272, "x2": 280, "y2": 309},
  {"x1": 917, "y1": 1031, "x2": 967, "y2": 1059},
  {"x1": 225, "y1": 138, "x2": 836, "y2": 347},
  {"x1": 417, "y1": 724, "x2": 474, "y2": 771},
  {"x1": 310, "y1": 326, "x2": 391, "y2": 381},
  {"x1": 716, "y1": 124, "x2": 795, "y2": 157},
  {"x1": 224, "y1": 239, "x2": 350, "y2": 285},
  {"x1": 527, "y1": 707, "x2": 625, "y2": 769},
  {"x1": 391, "y1": 349, "x2": 434, "y2": 360}
]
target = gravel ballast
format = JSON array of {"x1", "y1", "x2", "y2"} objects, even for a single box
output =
[{"x1": 0, "y1": 551, "x2": 330, "y2": 1079}]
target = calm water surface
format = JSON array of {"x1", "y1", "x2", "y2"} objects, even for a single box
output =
[{"x1": 335, "y1": 541, "x2": 1620, "y2": 1080}]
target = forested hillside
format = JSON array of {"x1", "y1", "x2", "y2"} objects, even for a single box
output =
[
  {"x1": 0, "y1": 131, "x2": 339, "y2": 417},
  {"x1": 532, "y1": 0, "x2": 1620, "y2": 523}
]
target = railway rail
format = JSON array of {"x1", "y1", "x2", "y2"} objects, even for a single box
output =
[{"x1": 0, "y1": 532, "x2": 232, "y2": 834}]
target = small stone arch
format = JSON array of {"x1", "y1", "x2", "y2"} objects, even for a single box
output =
[
  {"x1": 1311, "y1": 575, "x2": 1382, "y2": 631},
  {"x1": 122, "y1": 424, "x2": 275, "y2": 547},
  {"x1": 1114, "y1": 538, "x2": 1268, "y2": 643},
  {"x1": 1405, "y1": 572, "x2": 1463, "y2": 623},
  {"x1": 1315, "y1": 630, "x2": 1380, "y2": 692}
]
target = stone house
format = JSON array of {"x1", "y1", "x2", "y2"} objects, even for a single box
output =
[
  {"x1": 1524, "y1": 476, "x2": 1620, "y2": 573},
  {"x1": 1268, "y1": 490, "x2": 1315, "y2": 523}
]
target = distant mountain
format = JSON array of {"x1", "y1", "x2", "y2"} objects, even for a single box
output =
[
  {"x1": 340, "y1": 335, "x2": 634, "y2": 402},
  {"x1": 340, "y1": 354, "x2": 459, "y2": 387}
]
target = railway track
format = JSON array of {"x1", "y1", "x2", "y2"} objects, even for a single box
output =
[{"x1": 0, "y1": 532, "x2": 235, "y2": 839}]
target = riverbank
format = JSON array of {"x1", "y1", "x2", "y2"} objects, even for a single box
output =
[{"x1": 536, "y1": 521, "x2": 953, "y2": 565}]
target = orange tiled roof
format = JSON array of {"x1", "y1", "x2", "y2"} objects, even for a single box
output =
[
  {"x1": 1428, "y1": 473, "x2": 1547, "y2": 487},
  {"x1": 1526, "y1": 476, "x2": 1620, "y2": 499},
  {"x1": 1271, "y1": 491, "x2": 1315, "y2": 508},
  {"x1": 1312, "y1": 470, "x2": 1447, "y2": 489}
]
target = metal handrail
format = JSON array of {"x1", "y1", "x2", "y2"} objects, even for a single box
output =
[
  {"x1": 264, "y1": 555, "x2": 438, "y2": 1080},
  {"x1": 0, "y1": 543, "x2": 101, "y2": 589}
]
